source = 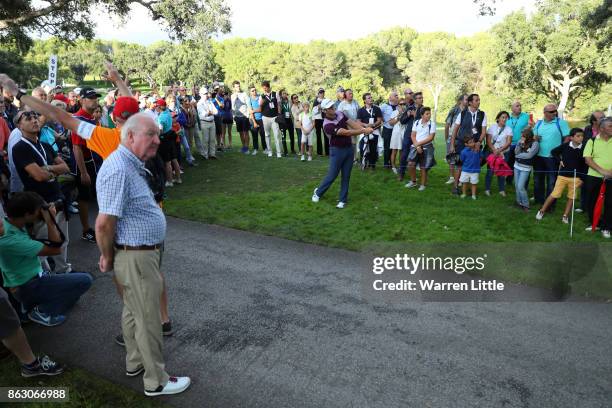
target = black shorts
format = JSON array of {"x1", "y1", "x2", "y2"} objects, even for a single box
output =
[
  {"x1": 159, "y1": 133, "x2": 178, "y2": 162},
  {"x1": 75, "y1": 161, "x2": 97, "y2": 201},
  {"x1": 0, "y1": 289, "x2": 20, "y2": 339},
  {"x1": 222, "y1": 117, "x2": 234, "y2": 125},
  {"x1": 235, "y1": 117, "x2": 249, "y2": 132}
]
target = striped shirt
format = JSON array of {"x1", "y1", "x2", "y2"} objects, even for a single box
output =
[{"x1": 96, "y1": 144, "x2": 166, "y2": 246}]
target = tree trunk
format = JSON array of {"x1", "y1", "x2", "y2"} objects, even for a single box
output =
[
  {"x1": 428, "y1": 83, "x2": 443, "y2": 123},
  {"x1": 557, "y1": 74, "x2": 572, "y2": 119}
]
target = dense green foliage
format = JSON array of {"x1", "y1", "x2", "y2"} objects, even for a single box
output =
[{"x1": 0, "y1": 0, "x2": 609, "y2": 119}]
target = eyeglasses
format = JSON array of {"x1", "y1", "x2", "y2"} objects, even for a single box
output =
[{"x1": 544, "y1": 110, "x2": 557, "y2": 114}]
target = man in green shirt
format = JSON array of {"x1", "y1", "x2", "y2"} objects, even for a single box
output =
[
  {"x1": 0, "y1": 192, "x2": 92, "y2": 326},
  {"x1": 583, "y1": 117, "x2": 612, "y2": 238}
]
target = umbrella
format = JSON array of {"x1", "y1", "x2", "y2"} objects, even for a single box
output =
[{"x1": 591, "y1": 180, "x2": 607, "y2": 232}]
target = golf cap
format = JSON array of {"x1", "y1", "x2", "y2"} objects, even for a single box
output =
[
  {"x1": 113, "y1": 96, "x2": 140, "y2": 119},
  {"x1": 320, "y1": 99, "x2": 335, "y2": 110},
  {"x1": 79, "y1": 87, "x2": 101, "y2": 99}
]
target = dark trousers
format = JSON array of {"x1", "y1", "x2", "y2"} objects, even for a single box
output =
[
  {"x1": 316, "y1": 146, "x2": 354, "y2": 203},
  {"x1": 398, "y1": 131, "x2": 414, "y2": 177},
  {"x1": 214, "y1": 116, "x2": 222, "y2": 137},
  {"x1": 14, "y1": 272, "x2": 92, "y2": 315},
  {"x1": 281, "y1": 118, "x2": 296, "y2": 155},
  {"x1": 381, "y1": 127, "x2": 393, "y2": 168},
  {"x1": 584, "y1": 175, "x2": 612, "y2": 230},
  {"x1": 315, "y1": 119, "x2": 324, "y2": 155},
  {"x1": 534, "y1": 156, "x2": 558, "y2": 204},
  {"x1": 250, "y1": 119, "x2": 267, "y2": 151}
]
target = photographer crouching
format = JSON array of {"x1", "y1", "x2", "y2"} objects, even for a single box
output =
[{"x1": 0, "y1": 192, "x2": 92, "y2": 326}]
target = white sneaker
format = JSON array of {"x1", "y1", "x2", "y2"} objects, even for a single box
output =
[
  {"x1": 574, "y1": 208, "x2": 583, "y2": 213},
  {"x1": 308, "y1": 156, "x2": 312, "y2": 162},
  {"x1": 585, "y1": 226, "x2": 600, "y2": 231},
  {"x1": 418, "y1": 185, "x2": 426, "y2": 191},
  {"x1": 392, "y1": 167, "x2": 398, "y2": 174},
  {"x1": 311, "y1": 188, "x2": 320, "y2": 203},
  {"x1": 144, "y1": 376, "x2": 191, "y2": 397},
  {"x1": 165, "y1": 181, "x2": 174, "y2": 187},
  {"x1": 445, "y1": 176, "x2": 455, "y2": 184},
  {"x1": 499, "y1": 191, "x2": 507, "y2": 197},
  {"x1": 252, "y1": 150, "x2": 257, "y2": 156},
  {"x1": 301, "y1": 155, "x2": 305, "y2": 161},
  {"x1": 276, "y1": 152, "x2": 282, "y2": 158},
  {"x1": 536, "y1": 210, "x2": 544, "y2": 221},
  {"x1": 603, "y1": 230, "x2": 611, "y2": 239},
  {"x1": 472, "y1": 195, "x2": 477, "y2": 200},
  {"x1": 267, "y1": 151, "x2": 273, "y2": 158},
  {"x1": 405, "y1": 181, "x2": 417, "y2": 188},
  {"x1": 336, "y1": 201, "x2": 346, "y2": 209},
  {"x1": 485, "y1": 190, "x2": 491, "y2": 196}
]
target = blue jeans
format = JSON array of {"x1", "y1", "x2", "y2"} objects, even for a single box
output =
[
  {"x1": 15, "y1": 272, "x2": 93, "y2": 315},
  {"x1": 534, "y1": 156, "x2": 557, "y2": 204},
  {"x1": 485, "y1": 169, "x2": 506, "y2": 192},
  {"x1": 179, "y1": 130, "x2": 194, "y2": 163},
  {"x1": 316, "y1": 146, "x2": 354, "y2": 203},
  {"x1": 514, "y1": 168, "x2": 531, "y2": 208}
]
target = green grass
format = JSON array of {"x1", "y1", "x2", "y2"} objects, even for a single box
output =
[
  {"x1": 0, "y1": 357, "x2": 169, "y2": 408},
  {"x1": 163, "y1": 127, "x2": 612, "y2": 298}
]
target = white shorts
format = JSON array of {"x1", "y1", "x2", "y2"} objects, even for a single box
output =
[
  {"x1": 301, "y1": 131, "x2": 314, "y2": 146},
  {"x1": 459, "y1": 171, "x2": 479, "y2": 184},
  {"x1": 390, "y1": 124, "x2": 405, "y2": 150}
]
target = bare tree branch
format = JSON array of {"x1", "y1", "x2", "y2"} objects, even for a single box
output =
[{"x1": 0, "y1": 0, "x2": 72, "y2": 30}]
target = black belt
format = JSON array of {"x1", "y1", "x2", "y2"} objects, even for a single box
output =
[{"x1": 115, "y1": 243, "x2": 162, "y2": 251}]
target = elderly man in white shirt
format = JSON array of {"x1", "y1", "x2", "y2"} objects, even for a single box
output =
[
  {"x1": 380, "y1": 91, "x2": 399, "y2": 169},
  {"x1": 196, "y1": 88, "x2": 218, "y2": 160}
]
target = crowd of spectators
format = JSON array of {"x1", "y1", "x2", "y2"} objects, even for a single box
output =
[{"x1": 0, "y1": 62, "x2": 610, "y2": 397}]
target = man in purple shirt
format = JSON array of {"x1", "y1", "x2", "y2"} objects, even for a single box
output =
[{"x1": 311, "y1": 99, "x2": 374, "y2": 209}]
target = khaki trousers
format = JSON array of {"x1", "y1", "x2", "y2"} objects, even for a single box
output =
[
  {"x1": 200, "y1": 120, "x2": 217, "y2": 158},
  {"x1": 114, "y1": 248, "x2": 169, "y2": 391}
]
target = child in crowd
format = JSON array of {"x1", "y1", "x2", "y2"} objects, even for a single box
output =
[
  {"x1": 406, "y1": 107, "x2": 436, "y2": 191},
  {"x1": 300, "y1": 102, "x2": 315, "y2": 161},
  {"x1": 485, "y1": 111, "x2": 513, "y2": 196},
  {"x1": 513, "y1": 128, "x2": 540, "y2": 212},
  {"x1": 459, "y1": 137, "x2": 481, "y2": 199},
  {"x1": 536, "y1": 128, "x2": 585, "y2": 223}
]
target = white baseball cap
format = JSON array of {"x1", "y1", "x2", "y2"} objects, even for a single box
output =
[{"x1": 320, "y1": 99, "x2": 335, "y2": 110}]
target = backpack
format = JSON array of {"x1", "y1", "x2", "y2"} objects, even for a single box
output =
[{"x1": 535, "y1": 118, "x2": 563, "y2": 140}]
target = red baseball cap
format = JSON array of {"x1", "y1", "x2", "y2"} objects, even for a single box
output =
[
  {"x1": 155, "y1": 98, "x2": 167, "y2": 108},
  {"x1": 53, "y1": 93, "x2": 69, "y2": 104},
  {"x1": 113, "y1": 96, "x2": 140, "y2": 120}
]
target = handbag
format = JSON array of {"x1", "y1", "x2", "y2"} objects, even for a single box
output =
[{"x1": 275, "y1": 115, "x2": 286, "y2": 126}]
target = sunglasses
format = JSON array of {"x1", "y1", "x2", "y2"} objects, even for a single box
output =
[{"x1": 17, "y1": 111, "x2": 40, "y2": 122}]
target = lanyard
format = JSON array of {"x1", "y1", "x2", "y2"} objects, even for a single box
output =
[
  {"x1": 20, "y1": 137, "x2": 48, "y2": 164},
  {"x1": 366, "y1": 108, "x2": 374, "y2": 118},
  {"x1": 470, "y1": 110, "x2": 478, "y2": 127}
]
